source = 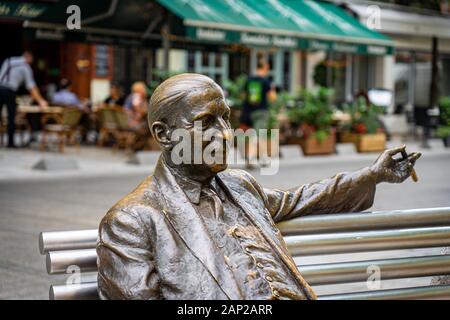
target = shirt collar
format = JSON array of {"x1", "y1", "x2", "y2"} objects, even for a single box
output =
[{"x1": 170, "y1": 170, "x2": 225, "y2": 205}]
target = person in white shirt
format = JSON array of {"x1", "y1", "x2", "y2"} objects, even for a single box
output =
[{"x1": 0, "y1": 51, "x2": 48, "y2": 148}]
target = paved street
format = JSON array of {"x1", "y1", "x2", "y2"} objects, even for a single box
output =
[{"x1": 0, "y1": 148, "x2": 449, "y2": 299}]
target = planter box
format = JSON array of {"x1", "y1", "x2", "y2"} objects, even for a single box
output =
[
  {"x1": 340, "y1": 132, "x2": 358, "y2": 144},
  {"x1": 356, "y1": 133, "x2": 386, "y2": 153},
  {"x1": 300, "y1": 134, "x2": 336, "y2": 155},
  {"x1": 237, "y1": 137, "x2": 279, "y2": 158}
]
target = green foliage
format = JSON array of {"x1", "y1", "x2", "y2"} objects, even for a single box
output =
[
  {"x1": 223, "y1": 74, "x2": 248, "y2": 109},
  {"x1": 148, "y1": 69, "x2": 183, "y2": 96},
  {"x1": 287, "y1": 87, "x2": 335, "y2": 141},
  {"x1": 343, "y1": 97, "x2": 384, "y2": 134},
  {"x1": 437, "y1": 126, "x2": 450, "y2": 138},
  {"x1": 437, "y1": 96, "x2": 450, "y2": 138},
  {"x1": 266, "y1": 91, "x2": 295, "y2": 133}
]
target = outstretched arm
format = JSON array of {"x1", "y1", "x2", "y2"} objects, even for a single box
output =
[{"x1": 263, "y1": 146, "x2": 421, "y2": 223}]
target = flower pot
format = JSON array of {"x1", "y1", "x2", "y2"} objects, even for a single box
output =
[
  {"x1": 300, "y1": 134, "x2": 336, "y2": 155},
  {"x1": 356, "y1": 133, "x2": 386, "y2": 153},
  {"x1": 340, "y1": 132, "x2": 358, "y2": 144}
]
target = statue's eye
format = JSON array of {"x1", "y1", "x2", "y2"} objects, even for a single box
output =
[{"x1": 200, "y1": 115, "x2": 214, "y2": 129}]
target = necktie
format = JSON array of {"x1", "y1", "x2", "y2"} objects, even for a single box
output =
[{"x1": 201, "y1": 186, "x2": 224, "y2": 220}]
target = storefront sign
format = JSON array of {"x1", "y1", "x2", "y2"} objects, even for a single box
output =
[
  {"x1": 0, "y1": 1, "x2": 46, "y2": 19},
  {"x1": 240, "y1": 32, "x2": 271, "y2": 46},
  {"x1": 367, "y1": 45, "x2": 388, "y2": 55},
  {"x1": 308, "y1": 40, "x2": 331, "y2": 51},
  {"x1": 239, "y1": 32, "x2": 298, "y2": 48},
  {"x1": 186, "y1": 26, "x2": 393, "y2": 56},
  {"x1": 196, "y1": 28, "x2": 226, "y2": 42},
  {"x1": 35, "y1": 29, "x2": 64, "y2": 41},
  {"x1": 332, "y1": 43, "x2": 359, "y2": 54}
]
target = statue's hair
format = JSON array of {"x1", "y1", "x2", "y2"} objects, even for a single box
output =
[{"x1": 148, "y1": 73, "x2": 222, "y2": 128}]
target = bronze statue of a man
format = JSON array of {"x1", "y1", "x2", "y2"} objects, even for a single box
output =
[{"x1": 97, "y1": 73, "x2": 421, "y2": 300}]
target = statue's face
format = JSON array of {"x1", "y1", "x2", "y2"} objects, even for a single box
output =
[{"x1": 169, "y1": 87, "x2": 232, "y2": 174}]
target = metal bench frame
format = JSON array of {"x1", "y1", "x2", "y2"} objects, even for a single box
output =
[{"x1": 39, "y1": 207, "x2": 450, "y2": 300}]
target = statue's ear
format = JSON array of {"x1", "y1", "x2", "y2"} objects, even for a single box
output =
[{"x1": 151, "y1": 121, "x2": 172, "y2": 150}]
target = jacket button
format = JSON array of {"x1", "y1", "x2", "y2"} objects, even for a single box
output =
[
  {"x1": 272, "y1": 290, "x2": 280, "y2": 298},
  {"x1": 245, "y1": 247, "x2": 251, "y2": 253},
  {"x1": 256, "y1": 262, "x2": 263, "y2": 268},
  {"x1": 265, "y1": 275, "x2": 273, "y2": 282}
]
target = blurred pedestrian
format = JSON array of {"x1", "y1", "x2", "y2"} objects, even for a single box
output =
[
  {"x1": 52, "y1": 78, "x2": 82, "y2": 108},
  {"x1": 0, "y1": 51, "x2": 48, "y2": 148},
  {"x1": 240, "y1": 59, "x2": 277, "y2": 166},
  {"x1": 104, "y1": 81, "x2": 125, "y2": 107},
  {"x1": 124, "y1": 81, "x2": 148, "y2": 132}
]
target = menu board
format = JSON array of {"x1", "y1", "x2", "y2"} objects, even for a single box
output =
[{"x1": 94, "y1": 45, "x2": 110, "y2": 78}]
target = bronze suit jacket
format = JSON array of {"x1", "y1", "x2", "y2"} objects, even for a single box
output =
[{"x1": 97, "y1": 157, "x2": 377, "y2": 300}]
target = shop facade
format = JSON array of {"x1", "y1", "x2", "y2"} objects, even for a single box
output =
[
  {"x1": 341, "y1": 0, "x2": 450, "y2": 114},
  {"x1": 15, "y1": 0, "x2": 394, "y2": 107},
  {"x1": 153, "y1": 0, "x2": 393, "y2": 107}
]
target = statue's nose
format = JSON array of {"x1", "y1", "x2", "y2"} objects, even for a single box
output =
[{"x1": 217, "y1": 119, "x2": 233, "y2": 142}]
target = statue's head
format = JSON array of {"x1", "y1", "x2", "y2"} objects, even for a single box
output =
[{"x1": 148, "y1": 73, "x2": 232, "y2": 177}]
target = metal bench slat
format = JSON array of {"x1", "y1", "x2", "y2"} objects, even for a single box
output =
[
  {"x1": 278, "y1": 207, "x2": 450, "y2": 235},
  {"x1": 50, "y1": 282, "x2": 99, "y2": 300},
  {"x1": 319, "y1": 285, "x2": 450, "y2": 300},
  {"x1": 46, "y1": 227, "x2": 450, "y2": 274},
  {"x1": 298, "y1": 255, "x2": 450, "y2": 285},
  {"x1": 47, "y1": 249, "x2": 97, "y2": 274},
  {"x1": 39, "y1": 229, "x2": 98, "y2": 254},
  {"x1": 49, "y1": 282, "x2": 450, "y2": 300},
  {"x1": 285, "y1": 226, "x2": 450, "y2": 256},
  {"x1": 46, "y1": 248, "x2": 450, "y2": 287},
  {"x1": 39, "y1": 207, "x2": 450, "y2": 253}
]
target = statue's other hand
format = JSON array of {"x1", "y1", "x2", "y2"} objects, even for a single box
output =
[{"x1": 371, "y1": 145, "x2": 421, "y2": 184}]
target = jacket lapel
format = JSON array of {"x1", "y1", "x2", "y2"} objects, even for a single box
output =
[
  {"x1": 217, "y1": 172, "x2": 317, "y2": 300},
  {"x1": 153, "y1": 159, "x2": 243, "y2": 300}
]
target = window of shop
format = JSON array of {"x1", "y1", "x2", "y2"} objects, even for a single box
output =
[
  {"x1": 414, "y1": 53, "x2": 433, "y2": 108},
  {"x1": 187, "y1": 51, "x2": 229, "y2": 85},
  {"x1": 394, "y1": 51, "x2": 414, "y2": 112},
  {"x1": 113, "y1": 46, "x2": 155, "y2": 92},
  {"x1": 312, "y1": 52, "x2": 358, "y2": 105},
  {"x1": 394, "y1": 51, "x2": 435, "y2": 111}
]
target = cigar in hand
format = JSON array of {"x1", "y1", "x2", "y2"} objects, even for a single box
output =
[{"x1": 401, "y1": 149, "x2": 418, "y2": 182}]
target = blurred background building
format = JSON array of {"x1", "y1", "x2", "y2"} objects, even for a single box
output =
[{"x1": 1, "y1": 0, "x2": 450, "y2": 139}]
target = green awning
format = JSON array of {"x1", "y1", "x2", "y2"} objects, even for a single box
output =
[
  {"x1": 157, "y1": 0, "x2": 394, "y2": 55},
  {"x1": 23, "y1": 0, "x2": 165, "y2": 46}
]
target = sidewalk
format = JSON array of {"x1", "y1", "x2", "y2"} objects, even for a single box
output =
[{"x1": 0, "y1": 140, "x2": 448, "y2": 182}]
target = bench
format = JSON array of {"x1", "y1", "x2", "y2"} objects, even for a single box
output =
[{"x1": 39, "y1": 207, "x2": 450, "y2": 300}]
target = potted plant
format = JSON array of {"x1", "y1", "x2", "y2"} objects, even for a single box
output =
[
  {"x1": 437, "y1": 96, "x2": 450, "y2": 147},
  {"x1": 223, "y1": 74, "x2": 248, "y2": 129},
  {"x1": 287, "y1": 87, "x2": 336, "y2": 155},
  {"x1": 342, "y1": 97, "x2": 386, "y2": 152}
]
